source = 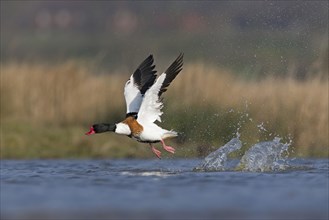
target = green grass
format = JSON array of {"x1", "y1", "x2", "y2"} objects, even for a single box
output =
[{"x1": 2, "y1": 105, "x2": 327, "y2": 159}]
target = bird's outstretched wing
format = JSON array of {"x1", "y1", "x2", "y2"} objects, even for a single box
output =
[
  {"x1": 159, "y1": 53, "x2": 183, "y2": 97},
  {"x1": 137, "y1": 53, "x2": 183, "y2": 124},
  {"x1": 124, "y1": 55, "x2": 157, "y2": 116}
]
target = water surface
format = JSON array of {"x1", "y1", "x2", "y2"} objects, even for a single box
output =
[{"x1": 1, "y1": 158, "x2": 328, "y2": 219}]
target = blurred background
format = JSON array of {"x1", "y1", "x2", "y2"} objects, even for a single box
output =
[{"x1": 1, "y1": 1, "x2": 328, "y2": 158}]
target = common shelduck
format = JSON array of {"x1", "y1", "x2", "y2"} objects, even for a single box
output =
[{"x1": 86, "y1": 53, "x2": 184, "y2": 159}]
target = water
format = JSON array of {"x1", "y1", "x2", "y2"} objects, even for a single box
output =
[
  {"x1": 237, "y1": 137, "x2": 291, "y2": 172},
  {"x1": 195, "y1": 136, "x2": 291, "y2": 172},
  {"x1": 1, "y1": 158, "x2": 328, "y2": 219},
  {"x1": 194, "y1": 134, "x2": 242, "y2": 171}
]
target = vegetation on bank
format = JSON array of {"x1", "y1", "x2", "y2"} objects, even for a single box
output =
[{"x1": 1, "y1": 61, "x2": 328, "y2": 158}]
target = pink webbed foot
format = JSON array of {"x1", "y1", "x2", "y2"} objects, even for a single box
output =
[
  {"x1": 160, "y1": 140, "x2": 176, "y2": 154},
  {"x1": 150, "y1": 144, "x2": 162, "y2": 159}
]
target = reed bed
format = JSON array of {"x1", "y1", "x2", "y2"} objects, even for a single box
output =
[{"x1": 1, "y1": 61, "x2": 328, "y2": 158}]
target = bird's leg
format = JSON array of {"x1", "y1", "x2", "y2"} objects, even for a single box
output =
[
  {"x1": 160, "y1": 139, "x2": 175, "y2": 154},
  {"x1": 150, "y1": 143, "x2": 161, "y2": 159}
]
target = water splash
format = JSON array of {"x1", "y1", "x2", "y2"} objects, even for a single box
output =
[
  {"x1": 194, "y1": 133, "x2": 242, "y2": 171},
  {"x1": 257, "y1": 122, "x2": 268, "y2": 132},
  {"x1": 194, "y1": 136, "x2": 292, "y2": 172},
  {"x1": 237, "y1": 137, "x2": 291, "y2": 172},
  {"x1": 194, "y1": 104, "x2": 294, "y2": 172}
]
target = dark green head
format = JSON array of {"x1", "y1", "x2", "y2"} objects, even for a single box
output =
[{"x1": 85, "y1": 123, "x2": 116, "y2": 135}]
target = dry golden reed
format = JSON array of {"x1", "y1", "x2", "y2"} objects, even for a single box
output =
[
  {"x1": 1, "y1": 61, "x2": 126, "y2": 124},
  {"x1": 1, "y1": 61, "x2": 328, "y2": 155}
]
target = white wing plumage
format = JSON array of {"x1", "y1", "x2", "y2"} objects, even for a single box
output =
[
  {"x1": 137, "y1": 53, "x2": 184, "y2": 124},
  {"x1": 123, "y1": 55, "x2": 157, "y2": 115},
  {"x1": 124, "y1": 77, "x2": 143, "y2": 114},
  {"x1": 137, "y1": 74, "x2": 166, "y2": 124}
]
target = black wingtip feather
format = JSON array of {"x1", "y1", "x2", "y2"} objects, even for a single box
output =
[
  {"x1": 159, "y1": 53, "x2": 184, "y2": 96},
  {"x1": 133, "y1": 54, "x2": 157, "y2": 94}
]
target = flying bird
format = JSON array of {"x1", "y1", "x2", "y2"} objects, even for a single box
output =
[{"x1": 86, "y1": 53, "x2": 184, "y2": 159}]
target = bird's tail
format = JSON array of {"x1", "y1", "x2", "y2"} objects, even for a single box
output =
[{"x1": 162, "y1": 130, "x2": 178, "y2": 140}]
